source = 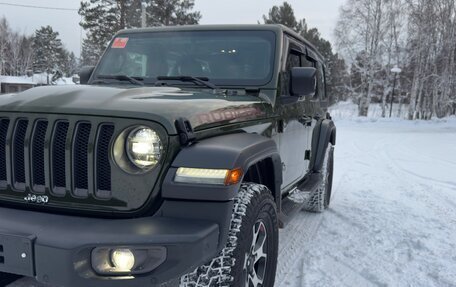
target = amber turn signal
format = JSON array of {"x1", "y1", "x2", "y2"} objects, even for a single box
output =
[{"x1": 225, "y1": 168, "x2": 243, "y2": 185}]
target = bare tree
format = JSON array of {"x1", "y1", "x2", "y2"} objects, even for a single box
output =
[
  {"x1": 7, "y1": 33, "x2": 33, "y2": 76},
  {"x1": 0, "y1": 18, "x2": 9, "y2": 75},
  {"x1": 335, "y1": 0, "x2": 390, "y2": 116},
  {"x1": 335, "y1": 0, "x2": 455, "y2": 119},
  {"x1": 380, "y1": 0, "x2": 407, "y2": 117},
  {"x1": 406, "y1": 0, "x2": 456, "y2": 119},
  {"x1": 0, "y1": 18, "x2": 34, "y2": 76}
]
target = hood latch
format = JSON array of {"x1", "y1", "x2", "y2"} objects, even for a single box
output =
[{"x1": 175, "y1": 117, "x2": 196, "y2": 146}]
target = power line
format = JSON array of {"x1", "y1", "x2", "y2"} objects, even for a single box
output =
[{"x1": 0, "y1": 2, "x2": 78, "y2": 11}]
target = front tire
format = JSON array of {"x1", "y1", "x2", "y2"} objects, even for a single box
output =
[{"x1": 180, "y1": 183, "x2": 278, "y2": 287}]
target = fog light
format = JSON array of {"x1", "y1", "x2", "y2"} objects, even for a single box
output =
[
  {"x1": 91, "y1": 246, "x2": 167, "y2": 276},
  {"x1": 111, "y1": 249, "x2": 135, "y2": 271}
]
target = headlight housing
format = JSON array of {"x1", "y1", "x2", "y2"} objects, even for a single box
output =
[
  {"x1": 113, "y1": 126, "x2": 163, "y2": 174},
  {"x1": 126, "y1": 127, "x2": 162, "y2": 169}
]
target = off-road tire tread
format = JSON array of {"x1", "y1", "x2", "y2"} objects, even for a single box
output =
[
  {"x1": 179, "y1": 183, "x2": 274, "y2": 287},
  {"x1": 304, "y1": 144, "x2": 334, "y2": 212}
]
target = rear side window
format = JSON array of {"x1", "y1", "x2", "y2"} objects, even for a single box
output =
[{"x1": 301, "y1": 55, "x2": 314, "y2": 68}]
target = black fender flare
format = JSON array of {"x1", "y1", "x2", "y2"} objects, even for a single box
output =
[
  {"x1": 162, "y1": 133, "x2": 283, "y2": 204},
  {"x1": 310, "y1": 119, "x2": 336, "y2": 172}
]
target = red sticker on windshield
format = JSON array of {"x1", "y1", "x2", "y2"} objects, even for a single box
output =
[{"x1": 112, "y1": 37, "x2": 129, "y2": 48}]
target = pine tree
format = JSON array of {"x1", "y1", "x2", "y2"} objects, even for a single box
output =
[
  {"x1": 32, "y1": 26, "x2": 65, "y2": 74},
  {"x1": 60, "y1": 51, "x2": 78, "y2": 77},
  {"x1": 79, "y1": 0, "x2": 120, "y2": 66},
  {"x1": 262, "y1": 2, "x2": 304, "y2": 32},
  {"x1": 67, "y1": 52, "x2": 78, "y2": 76},
  {"x1": 146, "y1": 0, "x2": 201, "y2": 26},
  {"x1": 79, "y1": 0, "x2": 201, "y2": 65}
]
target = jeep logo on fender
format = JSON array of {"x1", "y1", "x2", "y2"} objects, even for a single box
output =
[
  {"x1": 24, "y1": 194, "x2": 49, "y2": 204},
  {"x1": 195, "y1": 106, "x2": 265, "y2": 126}
]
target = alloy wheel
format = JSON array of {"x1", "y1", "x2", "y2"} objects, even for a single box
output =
[{"x1": 243, "y1": 220, "x2": 268, "y2": 287}]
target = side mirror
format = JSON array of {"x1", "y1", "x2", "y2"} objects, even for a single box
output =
[
  {"x1": 290, "y1": 67, "x2": 317, "y2": 98},
  {"x1": 79, "y1": 66, "x2": 95, "y2": 85}
]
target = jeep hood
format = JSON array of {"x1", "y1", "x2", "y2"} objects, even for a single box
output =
[{"x1": 0, "y1": 85, "x2": 271, "y2": 134}]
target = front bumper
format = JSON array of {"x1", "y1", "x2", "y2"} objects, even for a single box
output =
[{"x1": 0, "y1": 200, "x2": 232, "y2": 287}]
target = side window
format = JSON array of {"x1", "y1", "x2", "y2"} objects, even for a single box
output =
[
  {"x1": 301, "y1": 55, "x2": 314, "y2": 68},
  {"x1": 281, "y1": 51, "x2": 301, "y2": 96},
  {"x1": 287, "y1": 52, "x2": 301, "y2": 70},
  {"x1": 316, "y1": 62, "x2": 326, "y2": 101}
]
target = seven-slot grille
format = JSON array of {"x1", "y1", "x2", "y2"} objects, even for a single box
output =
[{"x1": 0, "y1": 116, "x2": 115, "y2": 200}]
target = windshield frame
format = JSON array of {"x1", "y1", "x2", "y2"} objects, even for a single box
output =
[{"x1": 90, "y1": 30, "x2": 277, "y2": 88}]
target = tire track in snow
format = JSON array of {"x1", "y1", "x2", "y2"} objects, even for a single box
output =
[
  {"x1": 387, "y1": 157, "x2": 456, "y2": 189},
  {"x1": 275, "y1": 212, "x2": 324, "y2": 287},
  {"x1": 382, "y1": 143, "x2": 456, "y2": 220},
  {"x1": 275, "y1": 169, "x2": 349, "y2": 287}
]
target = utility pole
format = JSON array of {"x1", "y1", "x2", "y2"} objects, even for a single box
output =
[
  {"x1": 390, "y1": 66, "x2": 402, "y2": 118},
  {"x1": 120, "y1": 0, "x2": 126, "y2": 29},
  {"x1": 141, "y1": 1, "x2": 147, "y2": 28}
]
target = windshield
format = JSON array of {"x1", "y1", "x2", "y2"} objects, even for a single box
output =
[{"x1": 93, "y1": 30, "x2": 276, "y2": 86}]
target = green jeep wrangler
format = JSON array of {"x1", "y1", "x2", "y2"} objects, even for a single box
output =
[{"x1": 0, "y1": 24, "x2": 336, "y2": 287}]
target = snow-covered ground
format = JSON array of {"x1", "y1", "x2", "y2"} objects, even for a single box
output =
[
  {"x1": 276, "y1": 118, "x2": 456, "y2": 287},
  {"x1": 9, "y1": 117, "x2": 456, "y2": 287}
]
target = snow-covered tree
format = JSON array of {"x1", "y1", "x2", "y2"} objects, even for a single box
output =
[
  {"x1": 0, "y1": 18, "x2": 9, "y2": 75},
  {"x1": 0, "y1": 17, "x2": 34, "y2": 76},
  {"x1": 334, "y1": 0, "x2": 456, "y2": 119},
  {"x1": 32, "y1": 26, "x2": 65, "y2": 74},
  {"x1": 335, "y1": 0, "x2": 391, "y2": 116},
  {"x1": 0, "y1": 18, "x2": 75, "y2": 79},
  {"x1": 60, "y1": 50, "x2": 78, "y2": 77},
  {"x1": 406, "y1": 0, "x2": 456, "y2": 119},
  {"x1": 7, "y1": 33, "x2": 34, "y2": 76}
]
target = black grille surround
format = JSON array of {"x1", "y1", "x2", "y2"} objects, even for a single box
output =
[{"x1": 0, "y1": 113, "x2": 169, "y2": 215}]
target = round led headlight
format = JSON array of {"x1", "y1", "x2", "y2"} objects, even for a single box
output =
[{"x1": 126, "y1": 127, "x2": 162, "y2": 169}]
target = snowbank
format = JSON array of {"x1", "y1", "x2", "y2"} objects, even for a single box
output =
[
  {"x1": 31, "y1": 73, "x2": 75, "y2": 85},
  {"x1": 329, "y1": 100, "x2": 409, "y2": 120},
  {"x1": 0, "y1": 76, "x2": 36, "y2": 85},
  {"x1": 0, "y1": 74, "x2": 75, "y2": 86}
]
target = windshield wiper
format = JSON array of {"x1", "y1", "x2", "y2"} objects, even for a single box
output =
[
  {"x1": 156, "y1": 76, "x2": 218, "y2": 90},
  {"x1": 95, "y1": 74, "x2": 144, "y2": 86}
]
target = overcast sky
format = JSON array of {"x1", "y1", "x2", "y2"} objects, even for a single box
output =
[{"x1": 0, "y1": 0, "x2": 343, "y2": 57}]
